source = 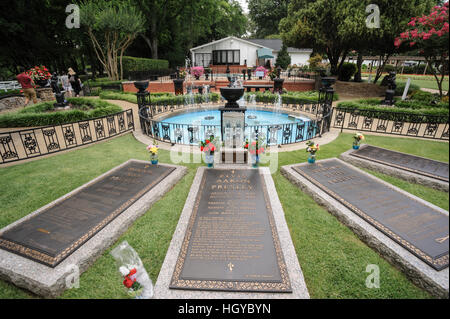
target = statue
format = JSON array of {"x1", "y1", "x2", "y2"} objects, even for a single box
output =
[{"x1": 383, "y1": 71, "x2": 396, "y2": 105}]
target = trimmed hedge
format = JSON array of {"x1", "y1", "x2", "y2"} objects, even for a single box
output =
[
  {"x1": 244, "y1": 90, "x2": 339, "y2": 104},
  {"x1": 337, "y1": 99, "x2": 449, "y2": 123},
  {"x1": 122, "y1": 56, "x2": 169, "y2": 72},
  {"x1": 0, "y1": 98, "x2": 122, "y2": 128},
  {"x1": 99, "y1": 90, "x2": 220, "y2": 105}
]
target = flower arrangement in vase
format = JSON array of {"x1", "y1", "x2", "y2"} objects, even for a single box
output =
[
  {"x1": 200, "y1": 135, "x2": 217, "y2": 167},
  {"x1": 306, "y1": 141, "x2": 319, "y2": 163},
  {"x1": 147, "y1": 141, "x2": 159, "y2": 164},
  {"x1": 352, "y1": 132, "x2": 364, "y2": 149},
  {"x1": 244, "y1": 137, "x2": 266, "y2": 167}
]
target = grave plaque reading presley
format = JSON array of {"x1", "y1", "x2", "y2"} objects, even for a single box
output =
[
  {"x1": 0, "y1": 161, "x2": 175, "y2": 267},
  {"x1": 170, "y1": 169, "x2": 292, "y2": 292},
  {"x1": 292, "y1": 159, "x2": 449, "y2": 270},
  {"x1": 350, "y1": 145, "x2": 449, "y2": 182}
]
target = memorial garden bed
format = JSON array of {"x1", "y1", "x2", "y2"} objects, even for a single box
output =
[
  {"x1": 0, "y1": 98, "x2": 123, "y2": 128},
  {"x1": 0, "y1": 133, "x2": 447, "y2": 298}
]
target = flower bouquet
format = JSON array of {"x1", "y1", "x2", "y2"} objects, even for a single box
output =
[
  {"x1": 244, "y1": 137, "x2": 266, "y2": 167},
  {"x1": 352, "y1": 132, "x2": 364, "y2": 149},
  {"x1": 147, "y1": 142, "x2": 159, "y2": 164},
  {"x1": 306, "y1": 141, "x2": 319, "y2": 163},
  {"x1": 27, "y1": 66, "x2": 51, "y2": 87},
  {"x1": 120, "y1": 266, "x2": 144, "y2": 298},
  {"x1": 200, "y1": 136, "x2": 217, "y2": 167}
]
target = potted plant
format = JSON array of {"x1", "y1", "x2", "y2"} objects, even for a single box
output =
[
  {"x1": 352, "y1": 132, "x2": 364, "y2": 149},
  {"x1": 146, "y1": 141, "x2": 159, "y2": 164},
  {"x1": 268, "y1": 68, "x2": 278, "y2": 81},
  {"x1": 27, "y1": 65, "x2": 51, "y2": 87},
  {"x1": 200, "y1": 135, "x2": 217, "y2": 167},
  {"x1": 306, "y1": 141, "x2": 319, "y2": 163},
  {"x1": 244, "y1": 137, "x2": 266, "y2": 168},
  {"x1": 191, "y1": 66, "x2": 204, "y2": 80}
]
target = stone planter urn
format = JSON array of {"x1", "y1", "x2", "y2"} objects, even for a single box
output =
[{"x1": 173, "y1": 78, "x2": 184, "y2": 95}]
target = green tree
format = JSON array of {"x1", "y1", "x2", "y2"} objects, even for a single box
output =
[
  {"x1": 248, "y1": 0, "x2": 291, "y2": 38},
  {"x1": 275, "y1": 43, "x2": 291, "y2": 69},
  {"x1": 80, "y1": 0, "x2": 145, "y2": 80},
  {"x1": 280, "y1": 0, "x2": 434, "y2": 78}
]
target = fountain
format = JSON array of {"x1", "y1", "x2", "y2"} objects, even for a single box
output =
[{"x1": 219, "y1": 79, "x2": 247, "y2": 163}]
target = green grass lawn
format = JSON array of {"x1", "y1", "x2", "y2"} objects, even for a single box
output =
[{"x1": 0, "y1": 132, "x2": 447, "y2": 299}]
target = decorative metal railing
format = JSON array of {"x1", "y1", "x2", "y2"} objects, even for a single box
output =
[
  {"x1": 0, "y1": 109, "x2": 134, "y2": 165},
  {"x1": 332, "y1": 108, "x2": 449, "y2": 140},
  {"x1": 139, "y1": 100, "x2": 332, "y2": 146}
]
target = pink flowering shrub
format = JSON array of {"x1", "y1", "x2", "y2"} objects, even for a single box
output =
[
  {"x1": 255, "y1": 66, "x2": 268, "y2": 77},
  {"x1": 191, "y1": 66, "x2": 204, "y2": 78},
  {"x1": 394, "y1": 2, "x2": 449, "y2": 97}
]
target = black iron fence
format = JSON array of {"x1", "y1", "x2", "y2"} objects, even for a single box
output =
[
  {"x1": 0, "y1": 109, "x2": 134, "y2": 165},
  {"x1": 333, "y1": 108, "x2": 449, "y2": 140},
  {"x1": 139, "y1": 99, "x2": 332, "y2": 146}
]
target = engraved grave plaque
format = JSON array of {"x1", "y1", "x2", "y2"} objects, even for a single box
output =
[
  {"x1": 0, "y1": 161, "x2": 175, "y2": 267},
  {"x1": 170, "y1": 169, "x2": 292, "y2": 292},
  {"x1": 292, "y1": 159, "x2": 449, "y2": 270},
  {"x1": 350, "y1": 145, "x2": 449, "y2": 182}
]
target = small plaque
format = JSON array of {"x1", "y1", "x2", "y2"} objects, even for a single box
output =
[
  {"x1": 170, "y1": 169, "x2": 292, "y2": 292},
  {"x1": 292, "y1": 159, "x2": 449, "y2": 270},
  {"x1": 0, "y1": 161, "x2": 175, "y2": 267},
  {"x1": 350, "y1": 145, "x2": 449, "y2": 182}
]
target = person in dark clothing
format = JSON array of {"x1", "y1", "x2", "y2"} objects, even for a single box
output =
[{"x1": 68, "y1": 67, "x2": 82, "y2": 97}]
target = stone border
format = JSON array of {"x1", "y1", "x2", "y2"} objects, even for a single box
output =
[
  {"x1": 153, "y1": 165, "x2": 310, "y2": 299},
  {"x1": 0, "y1": 159, "x2": 187, "y2": 298},
  {"x1": 281, "y1": 159, "x2": 449, "y2": 299},
  {"x1": 339, "y1": 144, "x2": 449, "y2": 192}
]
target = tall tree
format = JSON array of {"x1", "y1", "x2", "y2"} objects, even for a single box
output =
[
  {"x1": 80, "y1": 0, "x2": 145, "y2": 80},
  {"x1": 248, "y1": 0, "x2": 290, "y2": 38},
  {"x1": 280, "y1": 0, "x2": 434, "y2": 78}
]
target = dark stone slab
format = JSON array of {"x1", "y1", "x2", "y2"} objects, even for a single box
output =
[
  {"x1": 0, "y1": 162, "x2": 175, "y2": 267},
  {"x1": 350, "y1": 145, "x2": 449, "y2": 182},
  {"x1": 170, "y1": 169, "x2": 292, "y2": 292},
  {"x1": 292, "y1": 159, "x2": 449, "y2": 270}
]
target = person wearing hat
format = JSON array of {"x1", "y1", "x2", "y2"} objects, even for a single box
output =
[{"x1": 68, "y1": 67, "x2": 82, "y2": 97}]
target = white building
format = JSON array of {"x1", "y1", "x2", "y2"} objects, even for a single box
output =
[{"x1": 190, "y1": 36, "x2": 312, "y2": 68}]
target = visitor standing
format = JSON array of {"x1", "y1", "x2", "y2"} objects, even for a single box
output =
[
  {"x1": 60, "y1": 72, "x2": 72, "y2": 97},
  {"x1": 68, "y1": 68, "x2": 82, "y2": 97},
  {"x1": 16, "y1": 70, "x2": 38, "y2": 105}
]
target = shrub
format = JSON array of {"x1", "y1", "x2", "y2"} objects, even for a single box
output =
[
  {"x1": 122, "y1": 56, "x2": 169, "y2": 73},
  {"x1": 99, "y1": 90, "x2": 220, "y2": 105},
  {"x1": 0, "y1": 98, "x2": 122, "y2": 128},
  {"x1": 244, "y1": 90, "x2": 338, "y2": 104},
  {"x1": 394, "y1": 81, "x2": 421, "y2": 96},
  {"x1": 338, "y1": 62, "x2": 357, "y2": 81}
]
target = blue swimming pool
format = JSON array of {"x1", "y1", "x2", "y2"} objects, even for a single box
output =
[{"x1": 149, "y1": 108, "x2": 317, "y2": 145}]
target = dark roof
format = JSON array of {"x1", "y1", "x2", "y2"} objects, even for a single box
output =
[{"x1": 246, "y1": 39, "x2": 312, "y2": 53}]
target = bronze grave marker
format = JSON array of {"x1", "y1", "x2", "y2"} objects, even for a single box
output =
[
  {"x1": 0, "y1": 161, "x2": 175, "y2": 267},
  {"x1": 350, "y1": 145, "x2": 449, "y2": 182},
  {"x1": 170, "y1": 169, "x2": 292, "y2": 292},
  {"x1": 292, "y1": 159, "x2": 449, "y2": 270}
]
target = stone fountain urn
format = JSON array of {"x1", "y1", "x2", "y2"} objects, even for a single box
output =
[{"x1": 220, "y1": 87, "x2": 245, "y2": 108}]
